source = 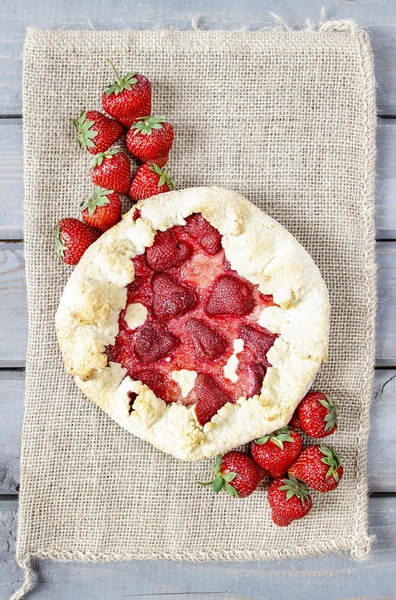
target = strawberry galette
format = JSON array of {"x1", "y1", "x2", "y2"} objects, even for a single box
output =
[{"x1": 56, "y1": 187, "x2": 330, "y2": 460}]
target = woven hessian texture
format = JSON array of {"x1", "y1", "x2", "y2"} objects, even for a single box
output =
[{"x1": 19, "y1": 24, "x2": 376, "y2": 570}]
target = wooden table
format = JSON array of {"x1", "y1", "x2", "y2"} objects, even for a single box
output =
[{"x1": 1, "y1": 1, "x2": 396, "y2": 598}]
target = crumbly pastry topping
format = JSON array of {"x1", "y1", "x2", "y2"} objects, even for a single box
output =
[{"x1": 56, "y1": 187, "x2": 330, "y2": 460}]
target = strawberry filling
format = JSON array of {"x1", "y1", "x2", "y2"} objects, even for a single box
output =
[{"x1": 105, "y1": 214, "x2": 278, "y2": 425}]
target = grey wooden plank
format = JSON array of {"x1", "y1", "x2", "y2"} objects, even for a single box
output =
[
  {"x1": 376, "y1": 120, "x2": 396, "y2": 239},
  {"x1": 0, "y1": 120, "x2": 23, "y2": 239},
  {"x1": 0, "y1": 369, "x2": 395, "y2": 494},
  {"x1": 0, "y1": 242, "x2": 26, "y2": 367},
  {"x1": 2, "y1": 0, "x2": 396, "y2": 115},
  {"x1": 0, "y1": 372, "x2": 24, "y2": 494},
  {"x1": 1, "y1": 117, "x2": 396, "y2": 240},
  {"x1": 376, "y1": 242, "x2": 396, "y2": 364},
  {"x1": 1, "y1": 496, "x2": 396, "y2": 600},
  {"x1": 368, "y1": 369, "x2": 396, "y2": 492},
  {"x1": 1, "y1": 242, "x2": 395, "y2": 366}
]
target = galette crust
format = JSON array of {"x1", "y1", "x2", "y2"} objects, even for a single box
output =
[{"x1": 55, "y1": 187, "x2": 330, "y2": 460}]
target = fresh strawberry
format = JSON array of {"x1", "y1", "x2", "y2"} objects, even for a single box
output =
[
  {"x1": 195, "y1": 374, "x2": 232, "y2": 426},
  {"x1": 134, "y1": 322, "x2": 179, "y2": 363},
  {"x1": 186, "y1": 317, "x2": 228, "y2": 360},
  {"x1": 72, "y1": 110, "x2": 123, "y2": 155},
  {"x1": 297, "y1": 391, "x2": 338, "y2": 438},
  {"x1": 206, "y1": 275, "x2": 255, "y2": 317},
  {"x1": 246, "y1": 363, "x2": 267, "y2": 396},
  {"x1": 129, "y1": 164, "x2": 175, "y2": 202},
  {"x1": 268, "y1": 477, "x2": 312, "y2": 526},
  {"x1": 288, "y1": 446, "x2": 343, "y2": 493},
  {"x1": 90, "y1": 149, "x2": 131, "y2": 194},
  {"x1": 256, "y1": 464, "x2": 267, "y2": 483},
  {"x1": 289, "y1": 410, "x2": 302, "y2": 430},
  {"x1": 199, "y1": 451, "x2": 261, "y2": 498},
  {"x1": 81, "y1": 187, "x2": 122, "y2": 232},
  {"x1": 145, "y1": 229, "x2": 190, "y2": 271},
  {"x1": 135, "y1": 369, "x2": 166, "y2": 400},
  {"x1": 126, "y1": 116, "x2": 174, "y2": 167},
  {"x1": 102, "y1": 61, "x2": 151, "y2": 128},
  {"x1": 183, "y1": 214, "x2": 222, "y2": 255},
  {"x1": 152, "y1": 273, "x2": 196, "y2": 320},
  {"x1": 240, "y1": 324, "x2": 278, "y2": 365},
  {"x1": 55, "y1": 218, "x2": 101, "y2": 265},
  {"x1": 250, "y1": 426, "x2": 303, "y2": 478}
]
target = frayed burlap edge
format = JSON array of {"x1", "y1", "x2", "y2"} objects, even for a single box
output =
[{"x1": 11, "y1": 19, "x2": 376, "y2": 600}]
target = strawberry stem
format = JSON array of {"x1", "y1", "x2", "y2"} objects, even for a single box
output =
[{"x1": 108, "y1": 60, "x2": 122, "y2": 87}]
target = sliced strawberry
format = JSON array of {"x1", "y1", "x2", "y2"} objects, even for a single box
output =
[
  {"x1": 135, "y1": 369, "x2": 166, "y2": 400},
  {"x1": 206, "y1": 275, "x2": 254, "y2": 317},
  {"x1": 184, "y1": 213, "x2": 222, "y2": 255},
  {"x1": 186, "y1": 318, "x2": 228, "y2": 360},
  {"x1": 240, "y1": 324, "x2": 277, "y2": 365},
  {"x1": 152, "y1": 273, "x2": 196, "y2": 320},
  {"x1": 105, "y1": 341, "x2": 122, "y2": 364},
  {"x1": 134, "y1": 322, "x2": 179, "y2": 363},
  {"x1": 146, "y1": 230, "x2": 191, "y2": 272},
  {"x1": 126, "y1": 275, "x2": 144, "y2": 304},
  {"x1": 246, "y1": 363, "x2": 267, "y2": 396},
  {"x1": 195, "y1": 374, "x2": 233, "y2": 426}
]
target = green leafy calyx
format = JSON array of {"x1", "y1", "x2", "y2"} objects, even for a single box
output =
[
  {"x1": 198, "y1": 454, "x2": 238, "y2": 497},
  {"x1": 81, "y1": 187, "x2": 113, "y2": 216},
  {"x1": 132, "y1": 116, "x2": 166, "y2": 136},
  {"x1": 55, "y1": 227, "x2": 66, "y2": 258},
  {"x1": 72, "y1": 110, "x2": 98, "y2": 152},
  {"x1": 279, "y1": 476, "x2": 310, "y2": 504},
  {"x1": 318, "y1": 394, "x2": 338, "y2": 431},
  {"x1": 105, "y1": 60, "x2": 137, "y2": 96},
  {"x1": 91, "y1": 148, "x2": 121, "y2": 169},
  {"x1": 319, "y1": 446, "x2": 343, "y2": 482},
  {"x1": 256, "y1": 426, "x2": 294, "y2": 450},
  {"x1": 149, "y1": 164, "x2": 175, "y2": 190}
]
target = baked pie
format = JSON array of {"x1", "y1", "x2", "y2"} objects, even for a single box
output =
[{"x1": 56, "y1": 187, "x2": 330, "y2": 460}]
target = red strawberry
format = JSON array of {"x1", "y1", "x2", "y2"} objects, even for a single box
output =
[
  {"x1": 206, "y1": 275, "x2": 255, "y2": 317},
  {"x1": 134, "y1": 322, "x2": 179, "y2": 363},
  {"x1": 145, "y1": 229, "x2": 190, "y2": 271},
  {"x1": 289, "y1": 410, "x2": 302, "y2": 430},
  {"x1": 268, "y1": 477, "x2": 312, "y2": 526},
  {"x1": 72, "y1": 110, "x2": 123, "y2": 155},
  {"x1": 256, "y1": 464, "x2": 267, "y2": 483},
  {"x1": 81, "y1": 187, "x2": 122, "y2": 232},
  {"x1": 135, "y1": 369, "x2": 166, "y2": 400},
  {"x1": 250, "y1": 426, "x2": 303, "y2": 478},
  {"x1": 126, "y1": 116, "x2": 174, "y2": 166},
  {"x1": 90, "y1": 149, "x2": 131, "y2": 194},
  {"x1": 102, "y1": 61, "x2": 151, "y2": 128},
  {"x1": 183, "y1": 214, "x2": 222, "y2": 255},
  {"x1": 55, "y1": 218, "x2": 101, "y2": 265},
  {"x1": 152, "y1": 273, "x2": 196, "y2": 320},
  {"x1": 186, "y1": 317, "x2": 228, "y2": 360},
  {"x1": 126, "y1": 275, "x2": 144, "y2": 304},
  {"x1": 240, "y1": 324, "x2": 277, "y2": 365},
  {"x1": 195, "y1": 374, "x2": 232, "y2": 426},
  {"x1": 129, "y1": 164, "x2": 175, "y2": 202},
  {"x1": 288, "y1": 446, "x2": 343, "y2": 493},
  {"x1": 297, "y1": 391, "x2": 338, "y2": 438},
  {"x1": 199, "y1": 451, "x2": 261, "y2": 498},
  {"x1": 246, "y1": 363, "x2": 267, "y2": 396}
]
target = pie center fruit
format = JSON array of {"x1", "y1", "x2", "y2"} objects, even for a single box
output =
[{"x1": 105, "y1": 213, "x2": 278, "y2": 425}]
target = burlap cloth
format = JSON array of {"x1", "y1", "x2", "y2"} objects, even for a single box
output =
[{"x1": 14, "y1": 21, "x2": 377, "y2": 599}]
